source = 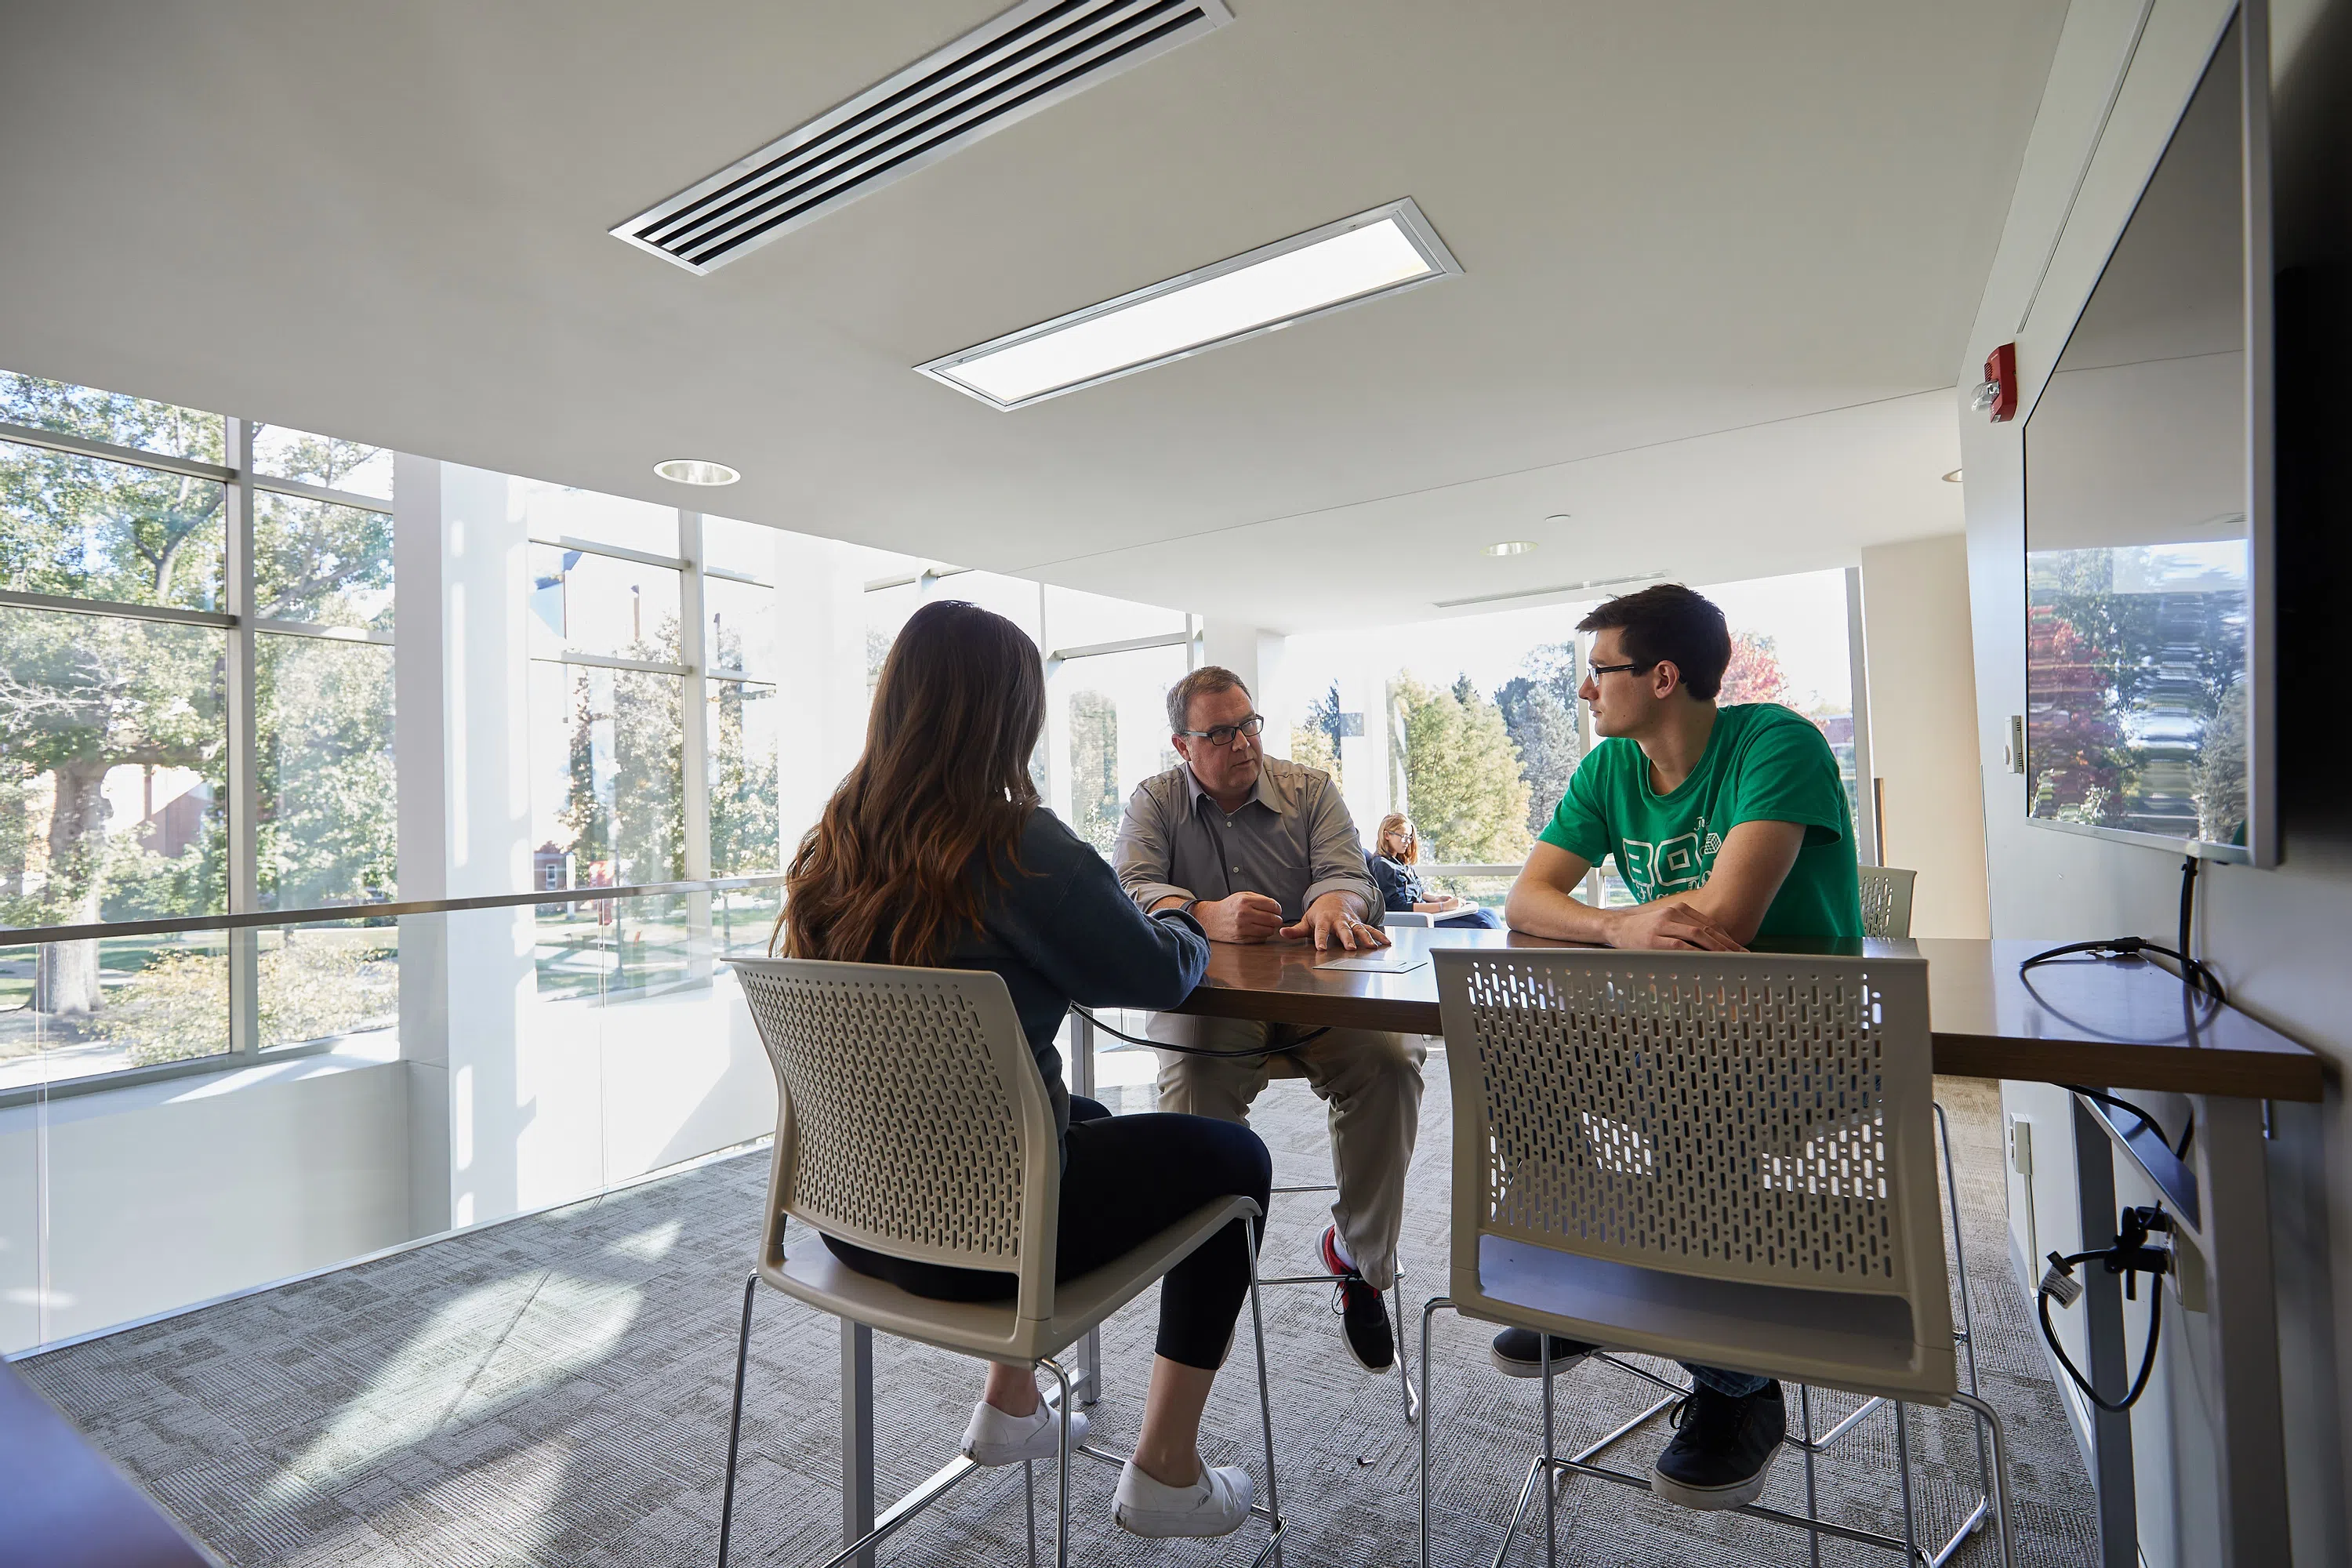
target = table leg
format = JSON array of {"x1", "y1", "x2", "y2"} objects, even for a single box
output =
[
  {"x1": 2071, "y1": 1095, "x2": 2138, "y2": 1568},
  {"x1": 1071, "y1": 1009, "x2": 1102, "y2": 1408},
  {"x1": 843, "y1": 1320, "x2": 876, "y2": 1568},
  {"x1": 2191, "y1": 1094, "x2": 2290, "y2": 1566}
]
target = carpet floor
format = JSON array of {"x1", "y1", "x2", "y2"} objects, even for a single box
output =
[{"x1": 21, "y1": 1063, "x2": 2095, "y2": 1566}]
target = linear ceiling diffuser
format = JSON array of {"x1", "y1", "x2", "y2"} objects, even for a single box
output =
[{"x1": 615, "y1": 0, "x2": 1234, "y2": 274}]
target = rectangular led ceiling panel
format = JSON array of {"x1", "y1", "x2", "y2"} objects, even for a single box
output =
[{"x1": 917, "y1": 198, "x2": 1463, "y2": 409}]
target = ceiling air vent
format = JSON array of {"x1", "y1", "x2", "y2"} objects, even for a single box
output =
[{"x1": 614, "y1": 0, "x2": 1235, "y2": 274}]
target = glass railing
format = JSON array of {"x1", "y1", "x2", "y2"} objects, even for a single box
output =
[{"x1": 0, "y1": 877, "x2": 782, "y2": 1353}]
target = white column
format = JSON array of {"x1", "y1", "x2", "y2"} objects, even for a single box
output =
[
  {"x1": 1335, "y1": 666, "x2": 1392, "y2": 829},
  {"x1": 774, "y1": 532, "x2": 869, "y2": 854},
  {"x1": 395, "y1": 461, "x2": 543, "y2": 1232}
]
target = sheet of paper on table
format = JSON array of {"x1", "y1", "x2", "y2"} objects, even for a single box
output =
[{"x1": 1315, "y1": 951, "x2": 1431, "y2": 974}]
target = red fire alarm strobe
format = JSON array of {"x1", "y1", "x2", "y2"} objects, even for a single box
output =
[{"x1": 1973, "y1": 342, "x2": 2018, "y2": 423}]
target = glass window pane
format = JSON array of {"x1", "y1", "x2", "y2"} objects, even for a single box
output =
[
  {"x1": 528, "y1": 661, "x2": 685, "y2": 889},
  {"x1": 254, "y1": 491, "x2": 394, "y2": 630},
  {"x1": 251, "y1": 423, "x2": 393, "y2": 500},
  {"x1": 2, "y1": 440, "x2": 225, "y2": 612},
  {"x1": 258, "y1": 918, "x2": 399, "y2": 1050},
  {"x1": 0, "y1": 932, "x2": 230, "y2": 1094},
  {"x1": 716, "y1": 884, "x2": 782, "y2": 960},
  {"x1": 704, "y1": 576, "x2": 775, "y2": 677},
  {"x1": 1054, "y1": 644, "x2": 1187, "y2": 857},
  {"x1": 940, "y1": 571, "x2": 1044, "y2": 646},
  {"x1": 1, "y1": 370, "x2": 224, "y2": 464},
  {"x1": 701, "y1": 515, "x2": 777, "y2": 581},
  {"x1": 864, "y1": 580, "x2": 921, "y2": 695},
  {"x1": 528, "y1": 543, "x2": 681, "y2": 663},
  {"x1": 1045, "y1": 584, "x2": 1185, "y2": 652},
  {"x1": 0, "y1": 608, "x2": 227, "y2": 931},
  {"x1": 709, "y1": 680, "x2": 780, "y2": 875},
  {"x1": 256, "y1": 634, "x2": 397, "y2": 909},
  {"x1": 515, "y1": 479, "x2": 677, "y2": 558}
]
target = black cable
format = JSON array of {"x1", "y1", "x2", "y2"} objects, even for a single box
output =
[
  {"x1": 2018, "y1": 853, "x2": 2228, "y2": 1006},
  {"x1": 1069, "y1": 1006, "x2": 1329, "y2": 1057},
  {"x1": 2040, "y1": 1254, "x2": 2165, "y2": 1414},
  {"x1": 2178, "y1": 854, "x2": 2198, "y2": 969},
  {"x1": 2020, "y1": 936, "x2": 2227, "y2": 1006},
  {"x1": 2060, "y1": 1084, "x2": 2174, "y2": 1150}
]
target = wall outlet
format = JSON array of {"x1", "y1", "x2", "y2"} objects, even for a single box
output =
[{"x1": 2005, "y1": 1112, "x2": 2038, "y2": 1269}]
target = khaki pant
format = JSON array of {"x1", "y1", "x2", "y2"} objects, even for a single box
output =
[{"x1": 1147, "y1": 1014, "x2": 1425, "y2": 1290}]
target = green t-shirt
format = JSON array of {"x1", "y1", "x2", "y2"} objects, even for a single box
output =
[{"x1": 1538, "y1": 703, "x2": 1863, "y2": 940}]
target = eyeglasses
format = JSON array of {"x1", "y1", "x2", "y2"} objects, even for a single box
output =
[
  {"x1": 1177, "y1": 713, "x2": 1265, "y2": 748},
  {"x1": 1586, "y1": 661, "x2": 1656, "y2": 680}
]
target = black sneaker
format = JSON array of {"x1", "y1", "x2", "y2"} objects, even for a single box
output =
[
  {"x1": 1319, "y1": 1227, "x2": 1395, "y2": 1371},
  {"x1": 1651, "y1": 1381, "x2": 1785, "y2": 1511},
  {"x1": 1489, "y1": 1327, "x2": 1599, "y2": 1378}
]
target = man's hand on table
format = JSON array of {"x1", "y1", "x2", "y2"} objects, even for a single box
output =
[
  {"x1": 1280, "y1": 892, "x2": 1392, "y2": 953},
  {"x1": 1610, "y1": 898, "x2": 1744, "y2": 952},
  {"x1": 1191, "y1": 891, "x2": 1287, "y2": 943}
]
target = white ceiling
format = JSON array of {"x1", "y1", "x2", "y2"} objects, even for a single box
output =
[{"x1": 0, "y1": 1, "x2": 2063, "y2": 631}]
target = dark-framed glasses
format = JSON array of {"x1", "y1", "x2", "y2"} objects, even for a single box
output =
[
  {"x1": 1178, "y1": 713, "x2": 1265, "y2": 748},
  {"x1": 1587, "y1": 661, "x2": 1656, "y2": 680}
]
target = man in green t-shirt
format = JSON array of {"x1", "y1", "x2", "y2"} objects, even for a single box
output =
[{"x1": 1491, "y1": 583, "x2": 1864, "y2": 1513}]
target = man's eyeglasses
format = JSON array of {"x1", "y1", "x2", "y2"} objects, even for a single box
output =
[
  {"x1": 1177, "y1": 713, "x2": 1265, "y2": 748},
  {"x1": 1586, "y1": 661, "x2": 1656, "y2": 680}
]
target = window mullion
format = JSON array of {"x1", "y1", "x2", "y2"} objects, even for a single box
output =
[
  {"x1": 224, "y1": 419, "x2": 261, "y2": 1058},
  {"x1": 678, "y1": 512, "x2": 713, "y2": 977}
]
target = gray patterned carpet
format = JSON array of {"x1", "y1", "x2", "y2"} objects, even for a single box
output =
[{"x1": 20, "y1": 1065, "x2": 2095, "y2": 1566}]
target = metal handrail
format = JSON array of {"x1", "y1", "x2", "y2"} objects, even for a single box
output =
[{"x1": 0, "y1": 874, "x2": 787, "y2": 947}]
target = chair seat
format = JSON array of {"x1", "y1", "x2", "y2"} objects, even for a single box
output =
[
  {"x1": 760, "y1": 1196, "x2": 1261, "y2": 1366},
  {"x1": 1459, "y1": 1236, "x2": 1958, "y2": 1406}
]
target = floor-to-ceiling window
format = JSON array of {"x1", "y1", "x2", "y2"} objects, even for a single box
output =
[
  {"x1": 1276, "y1": 567, "x2": 1873, "y2": 909},
  {"x1": 1, "y1": 372, "x2": 399, "y2": 1093}
]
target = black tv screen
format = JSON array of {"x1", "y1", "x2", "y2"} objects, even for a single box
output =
[{"x1": 2024, "y1": 8, "x2": 2271, "y2": 862}]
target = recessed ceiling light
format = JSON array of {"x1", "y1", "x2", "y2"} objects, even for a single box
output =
[
  {"x1": 1484, "y1": 541, "x2": 1537, "y2": 557},
  {"x1": 1942, "y1": 468, "x2": 1964, "y2": 483},
  {"x1": 917, "y1": 198, "x2": 1462, "y2": 411},
  {"x1": 654, "y1": 459, "x2": 740, "y2": 486}
]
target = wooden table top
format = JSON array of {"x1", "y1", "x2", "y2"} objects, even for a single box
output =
[{"x1": 1170, "y1": 928, "x2": 2325, "y2": 1103}]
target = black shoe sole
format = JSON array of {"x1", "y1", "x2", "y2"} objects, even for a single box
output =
[
  {"x1": 1489, "y1": 1343, "x2": 1596, "y2": 1379},
  {"x1": 1651, "y1": 1444, "x2": 1779, "y2": 1512}
]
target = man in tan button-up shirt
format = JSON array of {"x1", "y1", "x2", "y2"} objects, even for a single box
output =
[{"x1": 1113, "y1": 666, "x2": 1423, "y2": 1374}]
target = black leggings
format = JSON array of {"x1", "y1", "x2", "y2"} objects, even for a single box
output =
[{"x1": 824, "y1": 1098, "x2": 1273, "y2": 1370}]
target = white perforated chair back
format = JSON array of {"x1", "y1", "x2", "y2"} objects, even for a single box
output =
[
  {"x1": 731, "y1": 956, "x2": 1062, "y2": 1321},
  {"x1": 1434, "y1": 947, "x2": 1955, "y2": 1398},
  {"x1": 1859, "y1": 865, "x2": 1918, "y2": 938}
]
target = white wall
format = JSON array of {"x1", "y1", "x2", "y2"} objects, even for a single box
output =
[
  {"x1": 0, "y1": 1051, "x2": 410, "y2": 1352},
  {"x1": 1858, "y1": 534, "x2": 1991, "y2": 936},
  {"x1": 1962, "y1": 0, "x2": 2352, "y2": 1559}
]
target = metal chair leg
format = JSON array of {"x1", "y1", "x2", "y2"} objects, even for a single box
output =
[
  {"x1": 1245, "y1": 1216, "x2": 1284, "y2": 1568},
  {"x1": 1540, "y1": 1334, "x2": 1557, "y2": 1568},
  {"x1": 1390, "y1": 1275, "x2": 1421, "y2": 1425},
  {"x1": 1935, "y1": 1101, "x2": 1997, "y2": 1503},
  {"x1": 1023, "y1": 1459, "x2": 1037, "y2": 1568},
  {"x1": 1041, "y1": 1357, "x2": 1074, "y2": 1568},
  {"x1": 1418, "y1": 1296, "x2": 1452, "y2": 1568},
  {"x1": 716, "y1": 1271, "x2": 757, "y2": 1568},
  {"x1": 1951, "y1": 1392, "x2": 2016, "y2": 1568},
  {"x1": 1895, "y1": 1401, "x2": 1918, "y2": 1563},
  {"x1": 1798, "y1": 1383, "x2": 1820, "y2": 1568}
]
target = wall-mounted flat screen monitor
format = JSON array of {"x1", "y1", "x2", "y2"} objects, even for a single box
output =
[{"x1": 2024, "y1": 7, "x2": 2272, "y2": 864}]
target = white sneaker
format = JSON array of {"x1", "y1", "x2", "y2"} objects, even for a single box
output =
[
  {"x1": 959, "y1": 1400, "x2": 1088, "y2": 1467},
  {"x1": 1112, "y1": 1459, "x2": 1254, "y2": 1539}
]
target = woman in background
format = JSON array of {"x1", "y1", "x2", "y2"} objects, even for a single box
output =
[
  {"x1": 1368, "y1": 812, "x2": 1502, "y2": 929},
  {"x1": 778, "y1": 600, "x2": 1270, "y2": 1541}
]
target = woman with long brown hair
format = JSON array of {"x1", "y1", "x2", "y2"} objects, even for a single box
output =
[{"x1": 779, "y1": 600, "x2": 1271, "y2": 1541}]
